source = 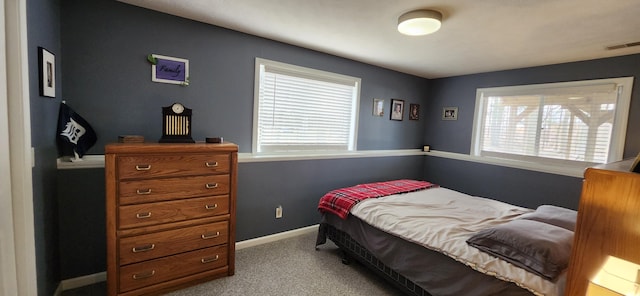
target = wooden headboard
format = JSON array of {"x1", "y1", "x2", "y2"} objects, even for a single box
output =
[{"x1": 565, "y1": 158, "x2": 640, "y2": 296}]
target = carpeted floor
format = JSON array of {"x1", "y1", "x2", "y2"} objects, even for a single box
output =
[{"x1": 62, "y1": 230, "x2": 403, "y2": 295}]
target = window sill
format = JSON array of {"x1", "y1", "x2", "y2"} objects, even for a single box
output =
[
  {"x1": 424, "y1": 150, "x2": 587, "y2": 178},
  {"x1": 57, "y1": 155, "x2": 105, "y2": 170},
  {"x1": 56, "y1": 149, "x2": 425, "y2": 169},
  {"x1": 238, "y1": 149, "x2": 424, "y2": 162},
  {"x1": 56, "y1": 149, "x2": 589, "y2": 177}
]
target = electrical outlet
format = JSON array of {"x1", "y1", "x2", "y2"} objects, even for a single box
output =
[{"x1": 275, "y1": 205, "x2": 283, "y2": 219}]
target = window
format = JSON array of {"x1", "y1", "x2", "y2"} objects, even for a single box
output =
[
  {"x1": 253, "y1": 58, "x2": 361, "y2": 154},
  {"x1": 471, "y1": 77, "x2": 633, "y2": 169}
]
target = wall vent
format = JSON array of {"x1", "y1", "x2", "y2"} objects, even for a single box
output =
[{"x1": 606, "y1": 41, "x2": 640, "y2": 50}]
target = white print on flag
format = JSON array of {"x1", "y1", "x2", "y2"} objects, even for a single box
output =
[
  {"x1": 60, "y1": 117, "x2": 86, "y2": 145},
  {"x1": 56, "y1": 102, "x2": 97, "y2": 159}
]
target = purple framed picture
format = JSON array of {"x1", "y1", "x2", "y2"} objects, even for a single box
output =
[{"x1": 150, "y1": 54, "x2": 189, "y2": 85}]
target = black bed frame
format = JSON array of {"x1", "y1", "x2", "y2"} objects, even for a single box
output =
[{"x1": 321, "y1": 223, "x2": 431, "y2": 296}]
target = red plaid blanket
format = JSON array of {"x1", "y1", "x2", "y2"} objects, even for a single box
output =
[{"x1": 317, "y1": 179, "x2": 438, "y2": 219}]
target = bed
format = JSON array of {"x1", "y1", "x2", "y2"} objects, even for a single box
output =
[{"x1": 315, "y1": 180, "x2": 574, "y2": 296}]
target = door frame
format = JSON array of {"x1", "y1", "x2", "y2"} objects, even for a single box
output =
[
  {"x1": 2, "y1": 0, "x2": 38, "y2": 295},
  {"x1": 0, "y1": 0, "x2": 19, "y2": 292}
]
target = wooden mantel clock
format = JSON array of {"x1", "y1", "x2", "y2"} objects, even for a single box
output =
[{"x1": 159, "y1": 102, "x2": 195, "y2": 143}]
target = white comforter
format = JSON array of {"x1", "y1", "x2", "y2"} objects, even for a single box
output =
[{"x1": 350, "y1": 187, "x2": 566, "y2": 296}]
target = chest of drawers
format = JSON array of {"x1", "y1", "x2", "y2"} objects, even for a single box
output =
[{"x1": 105, "y1": 143, "x2": 237, "y2": 296}]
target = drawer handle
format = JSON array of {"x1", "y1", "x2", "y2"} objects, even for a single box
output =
[
  {"x1": 205, "y1": 183, "x2": 219, "y2": 189},
  {"x1": 132, "y1": 244, "x2": 155, "y2": 253},
  {"x1": 201, "y1": 255, "x2": 219, "y2": 264},
  {"x1": 205, "y1": 161, "x2": 218, "y2": 168},
  {"x1": 136, "y1": 188, "x2": 152, "y2": 195},
  {"x1": 132, "y1": 270, "x2": 155, "y2": 280},
  {"x1": 205, "y1": 204, "x2": 218, "y2": 210},
  {"x1": 135, "y1": 164, "x2": 151, "y2": 171},
  {"x1": 201, "y1": 232, "x2": 220, "y2": 239},
  {"x1": 136, "y1": 212, "x2": 152, "y2": 219}
]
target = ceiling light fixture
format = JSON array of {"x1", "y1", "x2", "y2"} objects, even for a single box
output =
[{"x1": 397, "y1": 9, "x2": 442, "y2": 36}]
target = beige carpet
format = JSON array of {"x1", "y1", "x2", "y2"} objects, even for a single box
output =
[{"x1": 63, "y1": 230, "x2": 403, "y2": 296}]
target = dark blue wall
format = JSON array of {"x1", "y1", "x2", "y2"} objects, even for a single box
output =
[
  {"x1": 27, "y1": 0, "x2": 62, "y2": 295},
  {"x1": 424, "y1": 55, "x2": 640, "y2": 156},
  {"x1": 423, "y1": 157, "x2": 583, "y2": 209},
  {"x1": 56, "y1": 169, "x2": 105, "y2": 279},
  {"x1": 55, "y1": 0, "x2": 429, "y2": 280},
  {"x1": 237, "y1": 157, "x2": 424, "y2": 240},
  {"x1": 43, "y1": 0, "x2": 640, "y2": 290},
  {"x1": 423, "y1": 55, "x2": 640, "y2": 210},
  {"x1": 60, "y1": 0, "x2": 428, "y2": 153}
]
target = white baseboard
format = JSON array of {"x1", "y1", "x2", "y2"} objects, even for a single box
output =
[
  {"x1": 61, "y1": 271, "x2": 106, "y2": 291},
  {"x1": 56, "y1": 225, "x2": 319, "y2": 291},
  {"x1": 53, "y1": 284, "x2": 62, "y2": 296},
  {"x1": 236, "y1": 224, "x2": 319, "y2": 250}
]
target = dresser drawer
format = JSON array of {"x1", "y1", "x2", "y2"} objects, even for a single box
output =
[
  {"x1": 119, "y1": 245, "x2": 228, "y2": 293},
  {"x1": 118, "y1": 174, "x2": 229, "y2": 205},
  {"x1": 120, "y1": 221, "x2": 228, "y2": 265},
  {"x1": 117, "y1": 154, "x2": 230, "y2": 179},
  {"x1": 119, "y1": 195, "x2": 229, "y2": 229}
]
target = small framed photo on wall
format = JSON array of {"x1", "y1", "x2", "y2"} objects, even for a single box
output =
[
  {"x1": 38, "y1": 47, "x2": 55, "y2": 98},
  {"x1": 373, "y1": 98, "x2": 384, "y2": 117},
  {"x1": 390, "y1": 99, "x2": 404, "y2": 121},
  {"x1": 442, "y1": 107, "x2": 458, "y2": 120},
  {"x1": 409, "y1": 104, "x2": 419, "y2": 120}
]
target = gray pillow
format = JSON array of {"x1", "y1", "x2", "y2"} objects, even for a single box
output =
[
  {"x1": 518, "y1": 205, "x2": 577, "y2": 231},
  {"x1": 466, "y1": 219, "x2": 573, "y2": 281}
]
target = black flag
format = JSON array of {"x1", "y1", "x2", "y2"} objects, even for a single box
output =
[{"x1": 56, "y1": 102, "x2": 97, "y2": 159}]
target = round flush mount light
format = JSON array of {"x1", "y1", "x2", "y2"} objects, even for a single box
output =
[{"x1": 397, "y1": 9, "x2": 442, "y2": 36}]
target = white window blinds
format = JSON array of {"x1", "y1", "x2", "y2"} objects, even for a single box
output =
[
  {"x1": 472, "y1": 77, "x2": 633, "y2": 167},
  {"x1": 253, "y1": 58, "x2": 360, "y2": 153}
]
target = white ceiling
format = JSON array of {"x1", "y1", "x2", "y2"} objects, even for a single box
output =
[{"x1": 118, "y1": 0, "x2": 640, "y2": 79}]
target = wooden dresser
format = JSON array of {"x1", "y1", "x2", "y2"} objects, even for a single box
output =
[
  {"x1": 565, "y1": 158, "x2": 640, "y2": 296},
  {"x1": 105, "y1": 142, "x2": 237, "y2": 296}
]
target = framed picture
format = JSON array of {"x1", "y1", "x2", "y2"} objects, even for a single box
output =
[
  {"x1": 390, "y1": 99, "x2": 404, "y2": 121},
  {"x1": 150, "y1": 54, "x2": 189, "y2": 85},
  {"x1": 409, "y1": 104, "x2": 420, "y2": 120},
  {"x1": 38, "y1": 47, "x2": 55, "y2": 98},
  {"x1": 373, "y1": 99, "x2": 384, "y2": 116},
  {"x1": 442, "y1": 107, "x2": 458, "y2": 120}
]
